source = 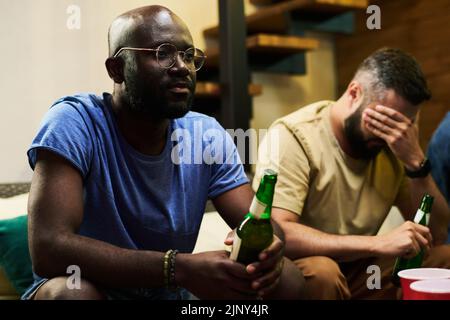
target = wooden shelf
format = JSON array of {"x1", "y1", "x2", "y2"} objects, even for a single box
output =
[
  {"x1": 195, "y1": 82, "x2": 263, "y2": 98},
  {"x1": 250, "y1": 0, "x2": 280, "y2": 5},
  {"x1": 251, "y1": 0, "x2": 366, "y2": 5},
  {"x1": 248, "y1": 33, "x2": 319, "y2": 53},
  {"x1": 205, "y1": 34, "x2": 319, "y2": 68},
  {"x1": 204, "y1": 0, "x2": 368, "y2": 37}
]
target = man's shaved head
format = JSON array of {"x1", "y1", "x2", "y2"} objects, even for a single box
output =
[
  {"x1": 108, "y1": 5, "x2": 191, "y2": 57},
  {"x1": 105, "y1": 5, "x2": 197, "y2": 120}
]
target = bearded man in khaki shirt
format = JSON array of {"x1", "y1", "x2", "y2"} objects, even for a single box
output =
[{"x1": 254, "y1": 48, "x2": 450, "y2": 299}]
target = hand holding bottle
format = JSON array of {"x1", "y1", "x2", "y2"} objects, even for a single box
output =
[
  {"x1": 388, "y1": 195, "x2": 434, "y2": 286},
  {"x1": 373, "y1": 221, "x2": 432, "y2": 258},
  {"x1": 226, "y1": 169, "x2": 285, "y2": 297},
  {"x1": 175, "y1": 250, "x2": 260, "y2": 299},
  {"x1": 225, "y1": 230, "x2": 285, "y2": 297}
]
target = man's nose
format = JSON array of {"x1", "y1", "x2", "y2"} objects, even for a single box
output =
[{"x1": 169, "y1": 53, "x2": 190, "y2": 75}]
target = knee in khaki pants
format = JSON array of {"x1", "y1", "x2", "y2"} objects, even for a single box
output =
[{"x1": 294, "y1": 256, "x2": 351, "y2": 300}]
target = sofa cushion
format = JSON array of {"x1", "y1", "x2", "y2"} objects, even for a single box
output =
[
  {"x1": 0, "y1": 266, "x2": 18, "y2": 296},
  {"x1": 0, "y1": 215, "x2": 33, "y2": 295}
]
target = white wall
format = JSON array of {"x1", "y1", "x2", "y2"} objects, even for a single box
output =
[
  {"x1": 0, "y1": 0, "x2": 218, "y2": 182},
  {"x1": 0, "y1": 0, "x2": 335, "y2": 182}
]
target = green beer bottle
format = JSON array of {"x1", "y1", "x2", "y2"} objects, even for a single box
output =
[
  {"x1": 230, "y1": 169, "x2": 277, "y2": 265},
  {"x1": 391, "y1": 194, "x2": 434, "y2": 286}
]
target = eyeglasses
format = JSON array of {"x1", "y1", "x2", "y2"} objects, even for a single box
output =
[{"x1": 113, "y1": 43, "x2": 206, "y2": 71}]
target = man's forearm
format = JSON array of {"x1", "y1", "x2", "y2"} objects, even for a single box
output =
[
  {"x1": 409, "y1": 175, "x2": 450, "y2": 244},
  {"x1": 32, "y1": 232, "x2": 167, "y2": 288},
  {"x1": 280, "y1": 221, "x2": 377, "y2": 262},
  {"x1": 271, "y1": 219, "x2": 285, "y2": 243}
]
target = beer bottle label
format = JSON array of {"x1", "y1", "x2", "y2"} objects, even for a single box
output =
[
  {"x1": 413, "y1": 209, "x2": 426, "y2": 224},
  {"x1": 229, "y1": 233, "x2": 242, "y2": 261},
  {"x1": 249, "y1": 198, "x2": 266, "y2": 219}
]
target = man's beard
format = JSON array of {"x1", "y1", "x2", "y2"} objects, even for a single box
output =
[
  {"x1": 343, "y1": 107, "x2": 385, "y2": 159},
  {"x1": 125, "y1": 77, "x2": 193, "y2": 119}
]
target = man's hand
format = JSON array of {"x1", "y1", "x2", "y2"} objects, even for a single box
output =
[
  {"x1": 363, "y1": 105, "x2": 425, "y2": 171},
  {"x1": 372, "y1": 221, "x2": 433, "y2": 258},
  {"x1": 224, "y1": 230, "x2": 284, "y2": 297},
  {"x1": 176, "y1": 250, "x2": 259, "y2": 300}
]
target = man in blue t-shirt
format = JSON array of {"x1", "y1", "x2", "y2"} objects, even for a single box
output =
[
  {"x1": 428, "y1": 112, "x2": 450, "y2": 243},
  {"x1": 22, "y1": 5, "x2": 305, "y2": 300}
]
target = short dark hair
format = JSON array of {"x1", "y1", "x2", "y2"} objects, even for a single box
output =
[{"x1": 354, "y1": 48, "x2": 431, "y2": 105}]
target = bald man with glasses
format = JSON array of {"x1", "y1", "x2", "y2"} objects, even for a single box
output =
[{"x1": 22, "y1": 5, "x2": 305, "y2": 300}]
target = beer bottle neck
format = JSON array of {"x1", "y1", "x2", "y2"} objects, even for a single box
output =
[
  {"x1": 249, "y1": 179, "x2": 276, "y2": 220},
  {"x1": 414, "y1": 195, "x2": 434, "y2": 225},
  {"x1": 419, "y1": 196, "x2": 433, "y2": 213}
]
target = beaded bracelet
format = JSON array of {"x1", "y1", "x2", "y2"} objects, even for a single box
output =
[
  {"x1": 163, "y1": 249, "x2": 179, "y2": 291},
  {"x1": 163, "y1": 250, "x2": 171, "y2": 288}
]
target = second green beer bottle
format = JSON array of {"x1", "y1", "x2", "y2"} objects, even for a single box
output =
[
  {"x1": 230, "y1": 169, "x2": 277, "y2": 265},
  {"x1": 391, "y1": 194, "x2": 434, "y2": 286}
]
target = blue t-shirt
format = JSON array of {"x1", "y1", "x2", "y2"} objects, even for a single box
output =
[
  {"x1": 28, "y1": 93, "x2": 248, "y2": 253},
  {"x1": 427, "y1": 111, "x2": 450, "y2": 243}
]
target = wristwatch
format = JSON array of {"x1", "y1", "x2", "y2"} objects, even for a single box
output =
[{"x1": 405, "y1": 158, "x2": 431, "y2": 178}]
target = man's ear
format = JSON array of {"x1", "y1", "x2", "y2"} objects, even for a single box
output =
[
  {"x1": 105, "y1": 57, "x2": 125, "y2": 83},
  {"x1": 346, "y1": 81, "x2": 364, "y2": 111}
]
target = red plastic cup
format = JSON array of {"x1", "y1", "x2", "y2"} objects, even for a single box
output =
[
  {"x1": 409, "y1": 279, "x2": 450, "y2": 300},
  {"x1": 398, "y1": 268, "x2": 450, "y2": 300}
]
